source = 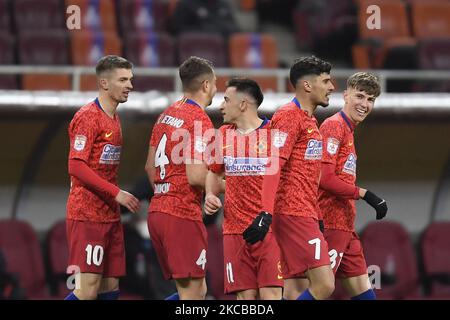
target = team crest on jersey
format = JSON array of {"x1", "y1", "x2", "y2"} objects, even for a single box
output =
[
  {"x1": 99, "y1": 144, "x2": 121, "y2": 164},
  {"x1": 194, "y1": 137, "x2": 208, "y2": 153},
  {"x1": 343, "y1": 153, "x2": 357, "y2": 175},
  {"x1": 74, "y1": 135, "x2": 87, "y2": 151},
  {"x1": 327, "y1": 137, "x2": 340, "y2": 155},
  {"x1": 224, "y1": 156, "x2": 268, "y2": 176},
  {"x1": 272, "y1": 132, "x2": 287, "y2": 148},
  {"x1": 304, "y1": 139, "x2": 322, "y2": 160}
]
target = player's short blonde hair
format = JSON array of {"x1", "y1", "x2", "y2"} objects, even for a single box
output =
[
  {"x1": 96, "y1": 55, "x2": 133, "y2": 77},
  {"x1": 347, "y1": 72, "x2": 380, "y2": 97}
]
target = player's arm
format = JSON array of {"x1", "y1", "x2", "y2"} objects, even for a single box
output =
[
  {"x1": 144, "y1": 146, "x2": 156, "y2": 190},
  {"x1": 186, "y1": 162, "x2": 208, "y2": 189},
  {"x1": 320, "y1": 163, "x2": 360, "y2": 199},
  {"x1": 69, "y1": 159, "x2": 140, "y2": 213},
  {"x1": 204, "y1": 170, "x2": 224, "y2": 215}
]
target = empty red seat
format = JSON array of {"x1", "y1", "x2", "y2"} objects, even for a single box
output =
[
  {"x1": 421, "y1": 222, "x2": 450, "y2": 299},
  {"x1": 0, "y1": 31, "x2": 18, "y2": 89},
  {"x1": 14, "y1": 0, "x2": 64, "y2": 32},
  {"x1": 118, "y1": 0, "x2": 169, "y2": 32},
  {"x1": 411, "y1": 1, "x2": 450, "y2": 39},
  {"x1": 360, "y1": 221, "x2": 420, "y2": 299},
  {"x1": 0, "y1": 219, "x2": 50, "y2": 299},
  {"x1": 0, "y1": 0, "x2": 11, "y2": 32},
  {"x1": 178, "y1": 32, "x2": 227, "y2": 67}
]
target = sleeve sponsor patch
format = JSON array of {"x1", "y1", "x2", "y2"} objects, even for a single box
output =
[
  {"x1": 327, "y1": 137, "x2": 339, "y2": 155},
  {"x1": 272, "y1": 131, "x2": 288, "y2": 148},
  {"x1": 74, "y1": 135, "x2": 87, "y2": 151}
]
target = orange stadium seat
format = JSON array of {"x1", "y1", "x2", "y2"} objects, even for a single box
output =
[
  {"x1": 229, "y1": 33, "x2": 279, "y2": 92},
  {"x1": 421, "y1": 222, "x2": 450, "y2": 299},
  {"x1": 70, "y1": 31, "x2": 122, "y2": 91},
  {"x1": 411, "y1": 1, "x2": 450, "y2": 39},
  {"x1": 18, "y1": 31, "x2": 71, "y2": 91},
  {"x1": 124, "y1": 31, "x2": 176, "y2": 92},
  {"x1": 118, "y1": 0, "x2": 170, "y2": 32},
  {"x1": 353, "y1": 0, "x2": 416, "y2": 69},
  {"x1": 240, "y1": 0, "x2": 256, "y2": 11},
  {"x1": 13, "y1": 0, "x2": 65, "y2": 32},
  {"x1": 66, "y1": 0, "x2": 117, "y2": 33},
  {"x1": 46, "y1": 220, "x2": 70, "y2": 298},
  {"x1": 0, "y1": 219, "x2": 50, "y2": 299},
  {"x1": 0, "y1": 31, "x2": 18, "y2": 89},
  {"x1": 360, "y1": 221, "x2": 421, "y2": 299}
]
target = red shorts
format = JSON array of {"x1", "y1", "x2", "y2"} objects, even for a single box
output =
[
  {"x1": 66, "y1": 219, "x2": 126, "y2": 277},
  {"x1": 148, "y1": 211, "x2": 207, "y2": 280},
  {"x1": 324, "y1": 229, "x2": 368, "y2": 279},
  {"x1": 273, "y1": 215, "x2": 330, "y2": 278},
  {"x1": 223, "y1": 233, "x2": 283, "y2": 294}
]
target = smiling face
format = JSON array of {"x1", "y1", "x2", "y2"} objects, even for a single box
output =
[{"x1": 343, "y1": 87, "x2": 376, "y2": 124}]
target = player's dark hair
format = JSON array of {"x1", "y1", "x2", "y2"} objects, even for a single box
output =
[
  {"x1": 347, "y1": 72, "x2": 381, "y2": 97},
  {"x1": 226, "y1": 78, "x2": 264, "y2": 107},
  {"x1": 179, "y1": 56, "x2": 214, "y2": 93},
  {"x1": 95, "y1": 55, "x2": 133, "y2": 76},
  {"x1": 289, "y1": 55, "x2": 332, "y2": 88}
]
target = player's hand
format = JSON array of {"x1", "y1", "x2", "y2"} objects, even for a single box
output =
[
  {"x1": 243, "y1": 211, "x2": 272, "y2": 245},
  {"x1": 115, "y1": 190, "x2": 140, "y2": 213},
  {"x1": 363, "y1": 190, "x2": 388, "y2": 220},
  {"x1": 204, "y1": 193, "x2": 222, "y2": 215}
]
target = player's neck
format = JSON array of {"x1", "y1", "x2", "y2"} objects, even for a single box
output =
[
  {"x1": 183, "y1": 93, "x2": 207, "y2": 110},
  {"x1": 295, "y1": 94, "x2": 316, "y2": 117},
  {"x1": 98, "y1": 95, "x2": 118, "y2": 118},
  {"x1": 235, "y1": 113, "x2": 263, "y2": 134}
]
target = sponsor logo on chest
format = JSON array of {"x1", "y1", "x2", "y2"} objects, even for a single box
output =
[
  {"x1": 224, "y1": 156, "x2": 268, "y2": 176},
  {"x1": 304, "y1": 139, "x2": 322, "y2": 160},
  {"x1": 99, "y1": 144, "x2": 121, "y2": 164},
  {"x1": 343, "y1": 153, "x2": 357, "y2": 175}
]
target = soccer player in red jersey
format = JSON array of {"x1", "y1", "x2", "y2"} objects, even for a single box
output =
[
  {"x1": 318, "y1": 72, "x2": 387, "y2": 300},
  {"x1": 204, "y1": 78, "x2": 283, "y2": 300},
  {"x1": 257, "y1": 56, "x2": 336, "y2": 300},
  {"x1": 65, "y1": 56, "x2": 140, "y2": 300},
  {"x1": 145, "y1": 56, "x2": 217, "y2": 300}
]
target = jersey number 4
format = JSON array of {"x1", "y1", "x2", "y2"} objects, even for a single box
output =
[{"x1": 155, "y1": 134, "x2": 170, "y2": 180}]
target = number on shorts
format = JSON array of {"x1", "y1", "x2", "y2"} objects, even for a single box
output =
[
  {"x1": 226, "y1": 262, "x2": 234, "y2": 284},
  {"x1": 196, "y1": 249, "x2": 207, "y2": 270},
  {"x1": 155, "y1": 134, "x2": 170, "y2": 180},
  {"x1": 308, "y1": 238, "x2": 321, "y2": 260},
  {"x1": 85, "y1": 244, "x2": 104, "y2": 266},
  {"x1": 329, "y1": 249, "x2": 344, "y2": 269}
]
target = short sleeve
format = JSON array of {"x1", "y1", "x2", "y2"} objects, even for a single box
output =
[
  {"x1": 270, "y1": 110, "x2": 301, "y2": 161},
  {"x1": 320, "y1": 120, "x2": 344, "y2": 165},
  {"x1": 68, "y1": 112, "x2": 97, "y2": 162}
]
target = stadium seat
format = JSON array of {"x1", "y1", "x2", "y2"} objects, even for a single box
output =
[
  {"x1": 45, "y1": 220, "x2": 70, "y2": 298},
  {"x1": 118, "y1": 0, "x2": 169, "y2": 32},
  {"x1": 0, "y1": 219, "x2": 50, "y2": 299},
  {"x1": 0, "y1": 31, "x2": 18, "y2": 89},
  {"x1": 353, "y1": 0, "x2": 416, "y2": 69},
  {"x1": 0, "y1": 0, "x2": 11, "y2": 33},
  {"x1": 18, "y1": 30, "x2": 71, "y2": 90},
  {"x1": 123, "y1": 31, "x2": 175, "y2": 92},
  {"x1": 240, "y1": 0, "x2": 256, "y2": 11},
  {"x1": 411, "y1": 1, "x2": 450, "y2": 39},
  {"x1": 229, "y1": 33, "x2": 279, "y2": 92},
  {"x1": 421, "y1": 222, "x2": 450, "y2": 299},
  {"x1": 66, "y1": 0, "x2": 118, "y2": 33},
  {"x1": 13, "y1": 0, "x2": 65, "y2": 32},
  {"x1": 360, "y1": 221, "x2": 421, "y2": 299}
]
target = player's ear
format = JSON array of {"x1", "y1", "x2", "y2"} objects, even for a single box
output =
[
  {"x1": 302, "y1": 79, "x2": 312, "y2": 93},
  {"x1": 343, "y1": 89, "x2": 349, "y2": 104},
  {"x1": 98, "y1": 77, "x2": 108, "y2": 91}
]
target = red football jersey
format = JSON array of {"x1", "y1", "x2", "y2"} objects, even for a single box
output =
[
  {"x1": 209, "y1": 119, "x2": 271, "y2": 234},
  {"x1": 149, "y1": 98, "x2": 214, "y2": 221},
  {"x1": 271, "y1": 98, "x2": 323, "y2": 219},
  {"x1": 318, "y1": 111, "x2": 357, "y2": 232},
  {"x1": 67, "y1": 98, "x2": 122, "y2": 223}
]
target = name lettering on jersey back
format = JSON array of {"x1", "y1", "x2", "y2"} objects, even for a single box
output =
[
  {"x1": 160, "y1": 115, "x2": 184, "y2": 128},
  {"x1": 99, "y1": 144, "x2": 121, "y2": 164},
  {"x1": 154, "y1": 182, "x2": 171, "y2": 194},
  {"x1": 343, "y1": 153, "x2": 356, "y2": 175},
  {"x1": 224, "y1": 156, "x2": 268, "y2": 176},
  {"x1": 304, "y1": 139, "x2": 322, "y2": 160}
]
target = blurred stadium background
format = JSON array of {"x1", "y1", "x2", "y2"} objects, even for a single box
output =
[{"x1": 0, "y1": 0, "x2": 449, "y2": 300}]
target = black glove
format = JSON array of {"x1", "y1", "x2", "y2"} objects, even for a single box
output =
[
  {"x1": 363, "y1": 190, "x2": 388, "y2": 220},
  {"x1": 319, "y1": 220, "x2": 324, "y2": 233},
  {"x1": 243, "y1": 211, "x2": 272, "y2": 245}
]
